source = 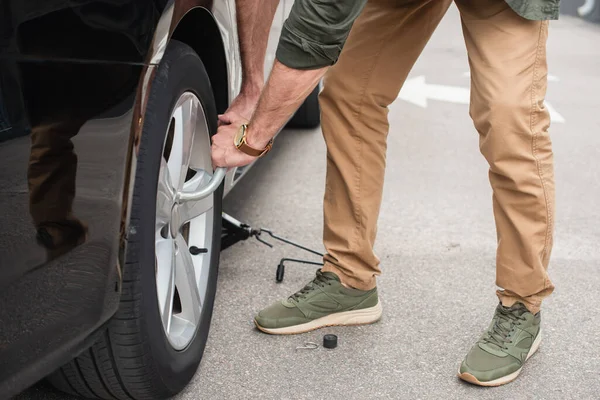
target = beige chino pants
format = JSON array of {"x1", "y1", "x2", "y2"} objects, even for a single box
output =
[{"x1": 319, "y1": 0, "x2": 555, "y2": 313}]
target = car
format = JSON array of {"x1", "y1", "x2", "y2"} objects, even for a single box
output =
[{"x1": 0, "y1": 1, "x2": 320, "y2": 398}]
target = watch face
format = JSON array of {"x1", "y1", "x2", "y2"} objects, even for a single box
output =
[{"x1": 234, "y1": 125, "x2": 245, "y2": 148}]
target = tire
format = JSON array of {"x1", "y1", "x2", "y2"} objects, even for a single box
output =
[
  {"x1": 285, "y1": 84, "x2": 321, "y2": 129},
  {"x1": 580, "y1": 0, "x2": 600, "y2": 22},
  {"x1": 47, "y1": 40, "x2": 223, "y2": 399}
]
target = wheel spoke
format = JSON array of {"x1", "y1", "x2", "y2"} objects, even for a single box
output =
[
  {"x1": 155, "y1": 238, "x2": 175, "y2": 333},
  {"x1": 175, "y1": 234, "x2": 202, "y2": 324},
  {"x1": 189, "y1": 210, "x2": 214, "y2": 303},
  {"x1": 179, "y1": 195, "x2": 213, "y2": 225},
  {"x1": 178, "y1": 171, "x2": 214, "y2": 225},
  {"x1": 168, "y1": 94, "x2": 198, "y2": 190},
  {"x1": 187, "y1": 104, "x2": 212, "y2": 173},
  {"x1": 156, "y1": 158, "x2": 175, "y2": 232}
]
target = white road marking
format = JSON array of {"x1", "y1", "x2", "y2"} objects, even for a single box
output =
[
  {"x1": 398, "y1": 76, "x2": 565, "y2": 123},
  {"x1": 545, "y1": 101, "x2": 566, "y2": 123},
  {"x1": 398, "y1": 76, "x2": 469, "y2": 107}
]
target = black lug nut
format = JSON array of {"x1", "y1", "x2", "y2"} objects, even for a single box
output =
[{"x1": 323, "y1": 334, "x2": 338, "y2": 349}]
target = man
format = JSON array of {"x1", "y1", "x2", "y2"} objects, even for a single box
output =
[{"x1": 212, "y1": 0, "x2": 557, "y2": 387}]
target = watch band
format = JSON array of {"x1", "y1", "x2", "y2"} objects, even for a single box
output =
[{"x1": 234, "y1": 124, "x2": 273, "y2": 158}]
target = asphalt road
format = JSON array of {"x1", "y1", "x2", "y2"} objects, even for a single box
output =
[{"x1": 17, "y1": 7, "x2": 600, "y2": 400}]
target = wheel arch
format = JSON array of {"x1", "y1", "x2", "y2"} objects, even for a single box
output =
[
  {"x1": 121, "y1": 5, "x2": 233, "y2": 262},
  {"x1": 170, "y1": 8, "x2": 230, "y2": 114}
]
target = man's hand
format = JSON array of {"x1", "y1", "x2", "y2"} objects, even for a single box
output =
[
  {"x1": 211, "y1": 111, "x2": 257, "y2": 168},
  {"x1": 218, "y1": 91, "x2": 260, "y2": 127}
]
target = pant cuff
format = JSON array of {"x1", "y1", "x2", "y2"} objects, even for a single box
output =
[
  {"x1": 322, "y1": 260, "x2": 377, "y2": 291},
  {"x1": 497, "y1": 289, "x2": 542, "y2": 314}
]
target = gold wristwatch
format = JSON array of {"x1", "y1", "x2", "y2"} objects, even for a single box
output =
[{"x1": 234, "y1": 123, "x2": 273, "y2": 157}]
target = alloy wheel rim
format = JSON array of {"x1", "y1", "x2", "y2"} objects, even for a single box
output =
[{"x1": 155, "y1": 92, "x2": 215, "y2": 350}]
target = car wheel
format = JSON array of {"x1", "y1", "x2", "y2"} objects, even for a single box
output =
[
  {"x1": 285, "y1": 83, "x2": 321, "y2": 129},
  {"x1": 47, "y1": 40, "x2": 222, "y2": 399},
  {"x1": 579, "y1": 0, "x2": 600, "y2": 22}
]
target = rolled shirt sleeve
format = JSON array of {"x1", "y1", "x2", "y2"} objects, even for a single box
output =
[{"x1": 276, "y1": 0, "x2": 368, "y2": 70}]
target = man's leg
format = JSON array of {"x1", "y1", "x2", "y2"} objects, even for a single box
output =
[
  {"x1": 456, "y1": 0, "x2": 554, "y2": 386},
  {"x1": 255, "y1": 0, "x2": 452, "y2": 334},
  {"x1": 21, "y1": 61, "x2": 90, "y2": 259},
  {"x1": 28, "y1": 119, "x2": 88, "y2": 257},
  {"x1": 320, "y1": 0, "x2": 452, "y2": 290}
]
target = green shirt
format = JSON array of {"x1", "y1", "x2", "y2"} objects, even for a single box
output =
[{"x1": 276, "y1": 0, "x2": 560, "y2": 70}]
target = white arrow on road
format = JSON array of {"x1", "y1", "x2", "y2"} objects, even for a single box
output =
[
  {"x1": 397, "y1": 76, "x2": 565, "y2": 123},
  {"x1": 398, "y1": 76, "x2": 469, "y2": 107},
  {"x1": 544, "y1": 102, "x2": 565, "y2": 123}
]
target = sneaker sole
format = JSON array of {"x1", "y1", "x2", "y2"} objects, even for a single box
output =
[
  {"x1": 254, "y1": 301, "x2": 383, "y2": 335},
  {"x1": 457, "y1": 329, "x2": 542, "y2": 387}
]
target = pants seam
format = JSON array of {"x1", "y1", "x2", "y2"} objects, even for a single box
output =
[
  {"x1": 530, "y1": 21, "x2": 552, "y2": 292},
  {"x1": 348, "y1": 25, "x2": 398, "y2": 253}
]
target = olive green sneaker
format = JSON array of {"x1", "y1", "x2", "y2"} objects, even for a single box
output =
[
  {"x1": 458, "y1": 303, "x2": 542, "y2": 386},
  {"x1": 254, "y1": 269, "x2": 382, "y2": 335}
]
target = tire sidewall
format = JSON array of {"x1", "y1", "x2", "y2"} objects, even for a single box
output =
[{"x1": 128, "y1": 40, "x2": 222, "y2": 393}]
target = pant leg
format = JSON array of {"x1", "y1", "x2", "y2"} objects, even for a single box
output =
[
  {"x1": 455, "y1": 0, "x2": 555, "y2": 313},
  {"x1": 320, "y1": 0, "x2": 452, "y2": 290},
  {"x1": 28, "y1": 119, "x2": 80, "y2": 227},
  {"x1": 22, "y1": 61, "x2": 89, "y2": 250}
]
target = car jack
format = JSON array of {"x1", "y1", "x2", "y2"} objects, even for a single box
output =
[{"x1": 221, "y1": 213, "x2": 323, "y2": 283}]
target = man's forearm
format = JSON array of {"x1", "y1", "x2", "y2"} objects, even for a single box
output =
[
  {"x1": 246, "y1": 60, "x2": 328, "y2": 148},
  {"x1": 235, "y1": 0, "x2": 280, "y2": 97},
  {"x1": 212, "y1": 0, "x2": 365, "y2": 168},
  {"x1": 243, "y1": 0, "x2": 367, "y2": 148}
]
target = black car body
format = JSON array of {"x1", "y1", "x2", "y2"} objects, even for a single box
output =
[{"x1": 0, "y1": 1, "x2": 319, "y2": 398}]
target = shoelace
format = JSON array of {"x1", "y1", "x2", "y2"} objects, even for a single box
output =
[
  {"x1": 483, "y1": 306, "x2": 527, "y2": 350},
  {"x1": 289, "y1": 270, "x2": 332, "y2": 302}
]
